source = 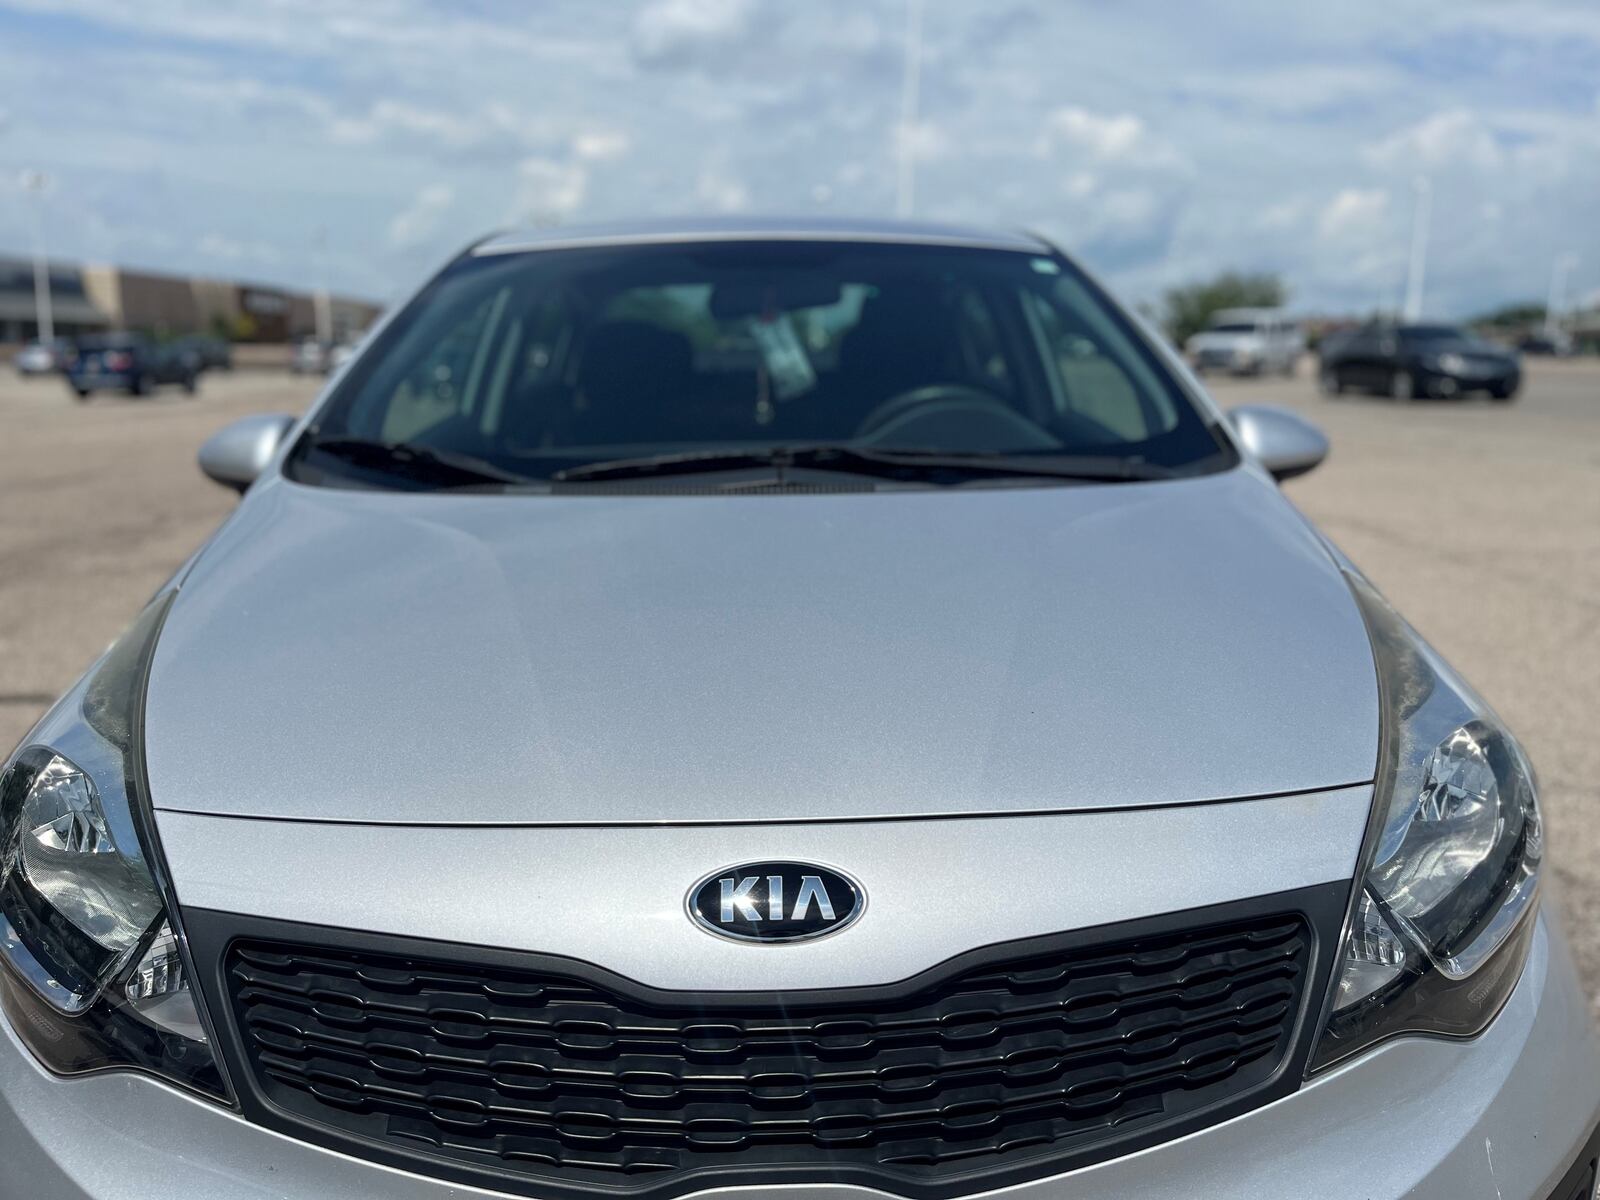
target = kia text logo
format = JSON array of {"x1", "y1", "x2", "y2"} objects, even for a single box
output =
[{"x1": 687, "y1": 861, "x2": 864, "y2": 943}]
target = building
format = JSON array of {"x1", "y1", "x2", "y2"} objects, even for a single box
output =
[
  {"x1": 0, "y1": 257, "x2": 110, "y2": 342},
  {"x1": 1, "y1": 253, "x2": 381, "y2": 347}
]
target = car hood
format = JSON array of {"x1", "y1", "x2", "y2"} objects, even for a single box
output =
[{"x1": 144, "y1": 469, "x2": 1378, "y2": 825}]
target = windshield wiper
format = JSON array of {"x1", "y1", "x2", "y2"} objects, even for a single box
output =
[
  {"x1": 552, "y1": 444, "x2": 1172, "y2": 485},
  {"x1": 306, "y1": 437, "x2": 531, "y2": 489}
]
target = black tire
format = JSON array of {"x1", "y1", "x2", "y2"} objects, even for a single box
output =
[
  {"x1": 72, "y1": 387, "x2": 90, "y2": 402},
  {"x1": 128, "y1": 373, "x2": 150, "y2": 397},
  {"x1": 1490, "y1": 382, "x2": 1519, "y2": 403},
  {"x1": 1318, "y1": 365, "x2": 1345, "y2": 396},
  {"x1": 182, "y1": 372, "x2": 198, "y2": 395}
]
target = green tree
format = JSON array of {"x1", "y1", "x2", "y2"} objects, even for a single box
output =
[
  {"x1": 1470, "y1": 301, "x2": 1545, "y2": 327},
  {"x1": 1161, "y1": 272, "x2": 1287, "y2": 345}
]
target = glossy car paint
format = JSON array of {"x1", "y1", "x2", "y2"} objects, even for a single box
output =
[
  {"x1": 143, "y1": 467, "x2": 1378, "y2": 826},
  {"x1": 155, "y1": 785, "x2": 1368, "y2": 992}
]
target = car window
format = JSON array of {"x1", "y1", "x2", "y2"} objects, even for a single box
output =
[
  {"x1": 300, "y1": 241, "x2": 1229, "y2": 487},
  {"x1": 348, "y1": 287, "x2": 512, "y2": 443},
  {"x1": 1020, "y1": 284, "x2": 1171, "y2": 442},
  {"x1": 1401, "y1": 325, "x2": 1467, "y2": 344}
]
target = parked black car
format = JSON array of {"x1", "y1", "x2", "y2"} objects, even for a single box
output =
[
  {"x1": 1318, "y1": 323, "x2": 1520, "y2": 401},
  {"x1": 1516, "y1": 330, "x2": 1572, "y2": 357},
  {"x1": 65, "y1": 333, "x2": 201, "y2": 399},
  {"x1": 176, "y1": 334, "x2": 233, "y2": 371}
]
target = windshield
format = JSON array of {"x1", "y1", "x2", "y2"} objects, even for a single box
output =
[
  {"x1": 1400, "y1": 324, "x2": 1470, "y2": 344},
  {"x1": 292, "y1": 240, "x2": 1230, "y2": 490}
]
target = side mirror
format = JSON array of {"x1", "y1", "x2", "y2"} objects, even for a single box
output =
[
  {"x1": 198, "y1": 413, "x2": 297, "y2": 492},
  {"x1": 1227, "y1": 404, "x2": 1329, "y2": 482}
]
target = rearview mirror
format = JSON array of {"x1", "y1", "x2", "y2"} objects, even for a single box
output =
[
  {"x1": 709, "y1": 276, "x2": 844, "y2": 319},
  {"x1": 1226, "y1": 405, "x2": 1329, "y2": 482},
  {"x1": 198, "y1": 413, "x2": 297, "y2": 492}
]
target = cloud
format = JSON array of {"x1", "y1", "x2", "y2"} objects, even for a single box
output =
[
  {"x1": 573, "y1": 129, "x2": 631, "y2": 163},
  {"x1": 197, "y1": 232, "x2": 282, "y2": 265},
  {"x1": 1258, "y1": 198, "x2": 1310, "y2": 231},
  {"x1": 631, "y1": 0, "x2": 758, "y2": 69},
  {"x1": 1038, "y1": 107, "x2": 1147, "y2": 161},
  {"x1": 1366, "y1": 109, "x2": 1503, "y2": 172},
  {"x1": 4, "y1": 0, "x2": 1599, "y2": 316},
  {"x1": 894, "y1": 120, "x2": 949, "y2": 165},
  {"x1": 329, "y1": 99, "x2": 527, "y2": 157},
  {"x1": 508, "y1": 158, "x2": 587, "y2": 225},
  {"x1": 695, "y1": 166, "x2": 750, "y2": 213},
  {"x1": 387, "y1": 183, "x2": 455, "y2": 249},
  {"x1": 1317, "y1": 188, "x2": 1390, "y2": 240}
]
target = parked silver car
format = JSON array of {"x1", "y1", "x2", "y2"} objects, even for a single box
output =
[
  {"x1": 1186, "y1": 306, "x2": 1303, "y2": 376},
  {"x1": 2, "y1": 218, "x2": 1595, "y2": 1200}
]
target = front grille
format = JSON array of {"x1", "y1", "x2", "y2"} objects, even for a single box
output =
[{"x1": 223, "y1": 911, "x2": 1312, "y2": 1197}]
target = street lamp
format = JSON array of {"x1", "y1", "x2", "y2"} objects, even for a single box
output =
[
  {"x1": 1401, "y1": 174, "x2": 1431, "y2": 323},
  {"x1": 894, "y1": 0, "x2": 924, "y2": 218},
  {"x1": 20, "y1": 168, "x2": 53, "y2": 344},
  {"x1": 1546, "y1": 253, "x2": 1578, "y2": 337}
]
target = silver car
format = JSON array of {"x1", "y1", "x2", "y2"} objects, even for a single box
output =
[{"x1": 2, "y1": 218, "x2": 1595, "y2": 1200}]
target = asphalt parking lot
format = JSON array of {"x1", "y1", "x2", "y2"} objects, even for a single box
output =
[{"x1": 1, "y1": 359, "x2": 1597, "y2": 1002}]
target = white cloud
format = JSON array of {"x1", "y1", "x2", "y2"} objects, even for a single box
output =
[
  {"x1": 632, "y1": 0, "x2": 756, "y2": 68},
  {"x1": 5, "y1": 0, "x2": 1599, "y2": 316},
  {"x1": 197, "y1": 232, "x2": 282, "y2": 264},
  {"x1": 1062, "y1": 172, "x2": 1097, "y2": 199},
  {"x1": 695, "y1": 166, "x2": 749, "y2": 213},
  {"x1": 1317, "y1": 188, "x2": 1390, "y2": 240},
  {"x1": 1258, "y1": 198, "x2": 1310, "y2": 231},
  {"x1": 572, "y1": 129, "x2": 631, "y2": 163},
  {"x1": 894, "y1": 120, "x2": 949, "y2": 164},
  {"x1": 1038, "y1": 107, "x2": 1146, "y2": 161},
  {"x1": 508, "y1": 158, "x2": 587, "y2": 225},
  {"x1": 330, "y1": 99, "x2": 506, "y2": 154},
  {"x1": 1366, "y1": 109, "x2": 1503, "y2": 172},
  {"x1": 387, "y1": 183, "x2": 455, "y2": 249}
]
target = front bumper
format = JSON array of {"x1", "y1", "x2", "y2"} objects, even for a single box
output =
[
  {"x1": 1, "y1": 912, "x2": 1596, "y2": 1200},
  {"x1": 1415, "y1": 364, "x2": 1520, "y2": 395},
  {"x1": 66, "y1": 372, "x2": 134, "y2": 391}
]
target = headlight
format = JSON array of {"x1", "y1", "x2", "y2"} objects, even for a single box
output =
[
  {"x1": 1312, "y1": 574, "x2": 1542, "y2": 1071},
  {"x1": 0, "y1": 594, "x2": 228, "y2": 1100},
  {"x1": 1435, "y1": 352, "x2": 1466, "y2": 373}
]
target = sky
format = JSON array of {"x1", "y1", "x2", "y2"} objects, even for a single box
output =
[{"x1": 0, "y1": 0, "x2": 1597, "y2": 318}]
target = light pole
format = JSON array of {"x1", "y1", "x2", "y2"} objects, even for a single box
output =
[
  {"x1": 312, "y1": 226, "x2": 332, "y2": 344},
  {"x1": 1401, "y1": 174, "x2": 1431, "y2": 322},
  {"x1": 894, "y1": 0, "x2": 924, "y2": 218},
  {"x1": 1545, "y1": 253, "x2": 1578, "y2": 337},
  {"x1": 20, "y1": 168, "x2": 54, "y2": 344}
]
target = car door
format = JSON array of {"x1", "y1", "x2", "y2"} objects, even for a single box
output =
[
  {"x1": 1370, "y1": 329, "x2": 1403, "y2": 391},
  {"x1": 1341, "y1": 329, "x2": 1390, "y2": 391}
]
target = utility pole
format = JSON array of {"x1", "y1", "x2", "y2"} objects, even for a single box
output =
[
  {"x1": 894, "y1": 0, "x2": 924, "y2": 218},
  {"x1": 21, "y1": 168, "x2": 54, "y2": 343},
  {"x1": 1402, "y1": 174, "x2": 1431, "y2": 322}
]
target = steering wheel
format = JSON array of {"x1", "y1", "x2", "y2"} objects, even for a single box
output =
[{"x1": 853, "y1": 384, "x2": 1051, "y2": 447}]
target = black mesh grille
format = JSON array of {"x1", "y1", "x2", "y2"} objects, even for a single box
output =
[{"x1": 224, "y1": 912, "x2": 1311, "y2": 1195}]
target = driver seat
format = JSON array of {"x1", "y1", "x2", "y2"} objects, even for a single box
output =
[{"x1": 830, "y1": 288, "x2": 961, "y2": 430}]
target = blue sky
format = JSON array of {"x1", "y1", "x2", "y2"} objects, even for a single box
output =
[{"x1": 1, "y1": 0, "x2": 1596, "y2": 316}]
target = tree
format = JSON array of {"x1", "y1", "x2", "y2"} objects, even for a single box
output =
[
  {"x1": 1161, "y1": 272, "x2": 1287, "y2": 345},
  {"x1": 1469, "y1": 301, "x2": 1545, "y2": 328}
]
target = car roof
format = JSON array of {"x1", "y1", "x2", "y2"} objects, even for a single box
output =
[{"x1": 471, "y1": 215, "x2": 1053, "y2": 257}]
